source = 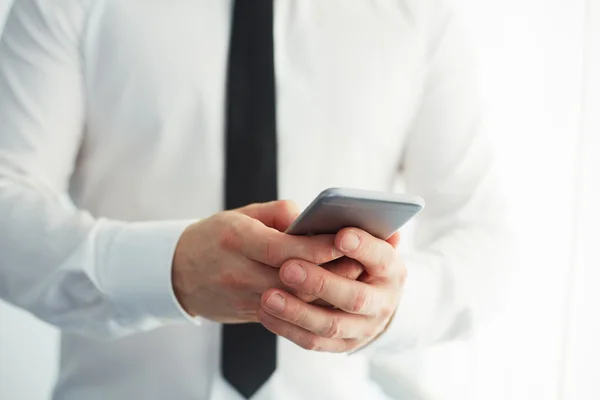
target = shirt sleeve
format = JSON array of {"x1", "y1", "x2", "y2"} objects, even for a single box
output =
[
  {"x1": 0, "y1": 0, "x2": 199, "y2": 339},
  {"x1": 362, "y1": 0, "x2": 514, "y2": 355}
]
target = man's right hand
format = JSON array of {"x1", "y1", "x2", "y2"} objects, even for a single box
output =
[{"x1": 171, "y1": 201, "x2": 358, "y2": 324}]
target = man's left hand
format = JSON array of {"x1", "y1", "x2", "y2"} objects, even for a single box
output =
[{"x1": 257, "y1": 228, "x2": 407, "y2": 353}]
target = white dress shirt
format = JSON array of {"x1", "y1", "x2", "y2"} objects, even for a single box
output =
[{"x1": 0, "y1": 0, "x2": 510, "y2": 399}]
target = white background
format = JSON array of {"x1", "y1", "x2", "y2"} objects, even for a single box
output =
[{"x1": 0, "y1": 0, "x2": 598, "y2": 399}]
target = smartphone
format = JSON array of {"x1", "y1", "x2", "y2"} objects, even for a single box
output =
[{"x1": 285, "y1": 188, "x2": 425, "y2": 239}]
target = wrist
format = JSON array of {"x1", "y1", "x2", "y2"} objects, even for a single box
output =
[{"x1": 171, "y1": 224, "x2": 200, "y2": 318}]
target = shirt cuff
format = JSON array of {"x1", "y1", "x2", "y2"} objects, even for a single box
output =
[
  {"x1": 94, "y1": 219, "x2": 203, "y2": 326},
  {"x1": 350, "y1": 252, "x2": 445, "y2": 357}
]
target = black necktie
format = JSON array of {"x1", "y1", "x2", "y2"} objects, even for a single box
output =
[{"x1": 222, "y1": 0, "x2": 277, "y2": 398}]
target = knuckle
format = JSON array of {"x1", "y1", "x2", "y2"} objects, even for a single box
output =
[
  {"x1": 274, "y1": 200, "x2": 288, "y2": 211},
  {"x1": 316, "y1": 345, "x2": 332, "y2": 353},
  {"x1": 313, "y1": 274, "x2": 330, "y2": 297},
  {"x1": 377, "y1": 246, "x2": 395, "y2": 275},
  {"x1": 295, "y1": 291, "x2": 317, "y2": 303},
  {"x1": 277, "y1": 200, "x2": 297, "y2": 216},
  {"x1": 246, "y1": 217, "x2": 265, "y2": 236},
  {"x1": 358, "y1": 240, "x2": 372, "y2": 260},
  {"x1": 364, "y1": 327, "x2": 379, "y2": 340},
  {"x1": 264, "y1": 239, "x2": 285, "y2": 266},
  {"x1": 379, "y1": 304, "x2": 395, "y2": 320},
  {"x1": 218, "y1": 225, "x2": 242, "y2": 252},
  {"x1": 309, "y1": 239, "x2": 338, "y2": 265},
  {"x1": 216, "y1": 210, "x2": 235, "y2": 222},
  {"x1": 310, "y1": 245, "x2": 326, "y2": 265},
  {"x1": 337, "y1": 340, "x2": 353, "y2": 353},
  {"x1": 373, "y1": 263, "x2": 387, "y2": 277},
  {"x1": 366, "y1": 243, "x2": 396, "y2": 276},
  {"x1": 301, "y1": 336, "x2": 321, "y2": 351},
  {"x1": 235, "y1": 216, "x2": 257, "y2": 237},
  {"x1": 290, "y1": 304, "x2": 308, "y2": 324},
  {"x1": 282, "y1": 323, "x2": 295, "y2": 338},
  {"x1": 346, "y1": 260, "x2": 365, "y2": 279},
  {"x1": 322, "y1": 316, "x2": 342, "y2": 339},
  {"x1": 350, "y1": 288, "x2": 370, "y2": 314}
]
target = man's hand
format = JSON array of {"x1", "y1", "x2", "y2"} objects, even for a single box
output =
[
  {"x1": 257, "y1": 228, "x2": 406, "y2": 353},
  {"x1": 171, "y1": 201, "x2": 361, "y2": 324}
]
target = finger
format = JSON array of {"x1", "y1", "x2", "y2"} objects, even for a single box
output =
[
  {"x1": 387, "y1": 232, "x2": 401, "y2": 249},
  {"x1": 237, "y1": 200, "x2": 300, "y2": 232},
  {"x1": 261, "y1": 289, "x2": 371, "y2": 340},
  {"x1": 309, "y1": 299, "x2": 335, "y2": 307},
  {"x1": 334, "y1": 228, "x2": 398, "y2": 278},
  {"x1": 213, "y1": 263, "x2": 289, "y2": 321},
  {"x1": 216, "y1": 259, "x2": 292, "y2": 298},
  {"x1": 244, "y1": 263, "x2": 288, "y2": 293},
  {"x1": 324, "y1": 257, "x2": 364, "y2": 280},
  {"x1": 294, "y1": 257, "x2": 364, "y2": 304},
  {"x1": 240, "y1": 221, "x2": 342, "y2": 267},
  {"x1": 279, "y1": 259, "x2": 384, "y2": 316},
  {"x1": 257, "y1": 309, "x2": 355, "y2": 353}
]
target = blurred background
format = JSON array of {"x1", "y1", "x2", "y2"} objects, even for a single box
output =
[{"x1": 0, "y1": 0, "x2": 598, "y2": 399}]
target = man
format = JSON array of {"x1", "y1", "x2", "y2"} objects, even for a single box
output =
[{"x1": 0, "y1": 0, "x2": 509, "y2": 399}]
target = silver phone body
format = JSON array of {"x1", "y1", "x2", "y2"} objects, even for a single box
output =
[{"x1": 285, "y1": 188, "x2": 425, "y2": 239}]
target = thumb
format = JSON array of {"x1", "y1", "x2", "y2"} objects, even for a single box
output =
[{"x1": 236, "y1": 200, "x2": 300, "y2": 232}]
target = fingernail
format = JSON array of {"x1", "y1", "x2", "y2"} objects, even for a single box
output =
[
  {"x1": 341, "y1": 231, "x2": 360, "y2": 252},
  {"x1": 265, "y1": 293, "x2": 285, "y2": 312},
  {"x1": 282, "y1": 263, "x2": 306, "y2": 284}
]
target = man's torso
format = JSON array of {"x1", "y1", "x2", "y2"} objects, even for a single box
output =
[{"x1": 57, "y1": 1, "x2": 431, "y2": 399}]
